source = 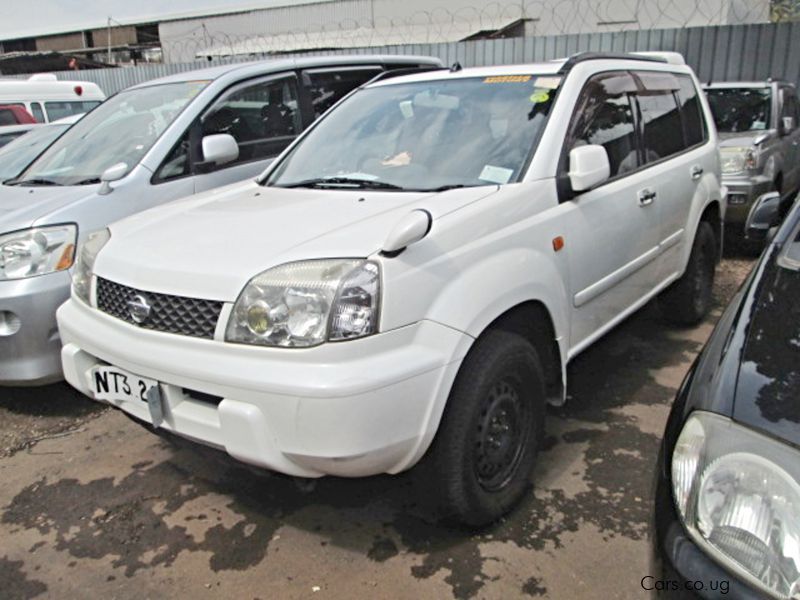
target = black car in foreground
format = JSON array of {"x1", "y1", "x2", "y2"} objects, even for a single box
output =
[{"x1": 652, "y1": 192, "x2": 800, "y2": 599}]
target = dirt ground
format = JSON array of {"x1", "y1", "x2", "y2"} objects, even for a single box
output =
[{"x1": 0, "y1": 257, "x2": 755, "y2": 600}]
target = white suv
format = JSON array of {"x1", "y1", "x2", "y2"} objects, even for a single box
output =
[{"x1": 57, "y1": 52, "x2": 724, "y2": 526}]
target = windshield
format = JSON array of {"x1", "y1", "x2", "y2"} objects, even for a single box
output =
[
  {"x1": 15, "y1": 81, "x2": 207, "y2": 186},
  {"x1": 266, "y1": 75, "x2": 559, "y2": 191},
  {"x1": 706, "y1": 87, "x2": 772, "y2": 133},
  {"x1": 0, "y1": 124, "x2": 68, "y2": 181}
]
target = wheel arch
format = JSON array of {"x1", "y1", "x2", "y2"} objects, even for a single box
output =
[{"x1": 478, "y1": 300, "x2": 565, "y2": 406}]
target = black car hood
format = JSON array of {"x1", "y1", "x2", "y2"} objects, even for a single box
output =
[{"x1": 733, "y1": 247, "x2": 800, "y2": 448}]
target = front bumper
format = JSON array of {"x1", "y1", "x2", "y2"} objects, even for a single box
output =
[
  {"x1": 57, "y1": 298, "x2": 473, "y2": 478},
  {"x1": 721, "y1": 174, "x2": 774, "y2": 228},
  {"x1": 0, "y1": 271, "x2": 71, "y2": 385}
]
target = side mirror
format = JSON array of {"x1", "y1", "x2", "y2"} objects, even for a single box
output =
[
  {"x1": 745, "y1": 191, "x2": 782, "y2": 242},
  {"x1": 98, "y1": 162, "x2": 128, "y2": 195},
  {"x1": 568, "y1": 145, "x2": 611, "y2": 192},
  {"x1": 781, "y1": 116, "x2": 795, "y2": 135},
  {"x1": 201, "y1": 134, "x2": 239, "y2": 167}
]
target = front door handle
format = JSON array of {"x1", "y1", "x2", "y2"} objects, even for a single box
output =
[
  {"x1": 691, "y1": 165, "x2": 704, "y2": 180},
  {"x1": 638, "y1": 188, "x2": 657, "y2": 206}
]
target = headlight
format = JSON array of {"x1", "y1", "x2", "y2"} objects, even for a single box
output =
[
  {"x1": 0, "y1": 225, "x2": 76, "y2": 281},
  {"x1": 672, "y1": 411, "x2": 800, "y2": 599},
  {"x1": 72, "y1": 229, "x2": 110, "y2": 305},
  {"x1": 720, "y1": 147, "x2": 756, "y2": 174},
  {"x1": 226, "y1": 259, "x2": 380, "y2": 347}
]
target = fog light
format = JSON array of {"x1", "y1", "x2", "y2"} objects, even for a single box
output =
[{"x1": 0, "y1": 311, "x2": 21, "y2": 336}]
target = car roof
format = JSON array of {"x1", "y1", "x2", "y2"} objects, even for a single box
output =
[
  {"x1": 367, "y1": 55, "x2": 691, "y2": 87},
  {"x1": 704, "y1": 81, "x2": 777, "y2": 89},
  {"x1": 129, "y1": 55, "x2": 442, "y2": 90}
]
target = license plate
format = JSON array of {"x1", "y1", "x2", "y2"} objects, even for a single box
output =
[{"x1": 89, "y1": 365, "x2": 164, "y2": 427}]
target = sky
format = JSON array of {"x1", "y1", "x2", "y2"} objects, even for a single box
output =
[{"x1": 0, "y1": 0, "x2": 323, "y2": 40}]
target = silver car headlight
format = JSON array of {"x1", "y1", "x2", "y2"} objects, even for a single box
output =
[
  {"x1": 672, "y1": 411, "x2": 800, "y2": 599},
  {"x1": 0, "y1": 225, "x2": 77, "y2": 281},
  {"x1": 72, "y1": 228, "x2": 110, "y2": 305},
  {"x1": 720, "y1": 147, "x2": 756, "y2": 174},
  {"x1": 226, "y1": 259, "x2": 380, "y2": 348}
]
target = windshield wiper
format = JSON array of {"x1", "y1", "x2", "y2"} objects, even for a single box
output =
[
  {"x1": 5, "y1": 178, "x2": 62, "y2": 187},
  {"x1": 278, "y1": 177, "x2": 405, "y2": 190},
  {"x1": 74, "y1": 177, "x2": 101, "y2": 185}
]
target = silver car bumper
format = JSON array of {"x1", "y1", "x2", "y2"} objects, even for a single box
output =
[
  {"x1": 722, "y1": 174, "x2": 774, "y2": 227},
  {"x1": 0, "y1": 271, "x2": 71, "y2": 385}
]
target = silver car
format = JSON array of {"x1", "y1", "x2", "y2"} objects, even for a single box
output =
[
  {"x1": 0, "y1": 55, "x2": 441, "y2": 385},
  {"x1": 704, "y1": 80, "x2": 800, "y2": 237}
]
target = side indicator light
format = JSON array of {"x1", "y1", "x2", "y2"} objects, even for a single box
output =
[{"x1": 552, "y1": 236, "x2": 565, "y2": 252}]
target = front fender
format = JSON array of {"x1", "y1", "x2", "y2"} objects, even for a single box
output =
[{"x1": 425, "y1": 247, "x2": 570, "y2": 368}]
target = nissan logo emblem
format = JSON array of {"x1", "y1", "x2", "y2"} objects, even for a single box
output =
[{"x1": 127, "y1": 294, "x2": 152, "y2": 324}]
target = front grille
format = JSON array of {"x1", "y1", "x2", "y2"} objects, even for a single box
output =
[{"x1": 96, "y1": 277, "x2": 223, "y2": 339}]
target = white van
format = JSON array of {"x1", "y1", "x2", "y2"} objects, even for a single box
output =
[{"x1": 0, "y1": 74, "x2": 105, "y2": 123}]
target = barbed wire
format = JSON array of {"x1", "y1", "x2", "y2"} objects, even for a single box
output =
[{"x1": 155, "y1": 0, "x2": 799, "y2": 62}]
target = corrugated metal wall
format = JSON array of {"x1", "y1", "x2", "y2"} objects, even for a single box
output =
[{"x1": 12, "y1": 22, "x2": 800, "y2": 95}]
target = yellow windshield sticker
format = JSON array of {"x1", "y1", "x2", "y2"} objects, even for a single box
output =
[
  {"x1": 483, "y1": 75, "x2": 532, "y2": 84},
  {"x1": 529, "y1": 89, "x2": 551, "y2": 103}
]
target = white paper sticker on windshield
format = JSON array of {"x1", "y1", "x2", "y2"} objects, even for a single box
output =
[
  {"x1": 533, "y1": 76, "x2": 562, "y2": 89},
  {"x1": 399, "y1": 100, "x2": 414, "y2": 119},
  {"x1": 479, "y1": 165, "x2": 514, "y2": 184}
]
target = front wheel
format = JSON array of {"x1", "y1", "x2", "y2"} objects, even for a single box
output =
[
  {"x1": 658, "y1": 221, "x2": 717, "y2": 325},
  {"x1": 420, "y1": 329, "x2": 545, "y2": 527}
]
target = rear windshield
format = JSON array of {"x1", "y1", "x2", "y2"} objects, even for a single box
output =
[{"x1": 706, "y1": 87, "x2": 772, "y2": 133}]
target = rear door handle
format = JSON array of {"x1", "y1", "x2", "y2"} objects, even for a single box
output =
[
  {"x1": 691, "y1": 165, "x2": 704, "y2": 180},
  {"x1": 638, "y1": 188, "x2": 657, "y2": 206}
]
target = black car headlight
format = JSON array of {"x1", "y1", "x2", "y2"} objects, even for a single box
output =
[{"x1": 672, "y1": 411, "x2": 800, "y2": 599}]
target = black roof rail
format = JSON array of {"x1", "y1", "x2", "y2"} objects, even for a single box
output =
[
  {"x1": 556, "y1": 52, "x2": 667, "y2": 75},
  {"x1": 364, "y1": 65, "x2": 448, "y2": 86}
]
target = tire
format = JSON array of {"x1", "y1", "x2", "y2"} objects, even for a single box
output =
[
  {"x1": 420, "y1": 329, "x2": 545, "y2": 527},
  {"x1": 658, "y1": 221, "x2": 716, "y2": 325}
]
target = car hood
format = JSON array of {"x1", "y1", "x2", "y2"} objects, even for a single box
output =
[
  {"x1": 732, "y1": 247, "x2": 800, "y2": 448},
  {"x1": 97, "y1": 180, "x2": 499, "y2": 301},
  {"x1": 0, "y1": 183, "x2": 95, "y2": 233}
]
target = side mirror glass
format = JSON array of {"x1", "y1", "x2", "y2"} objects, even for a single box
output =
[
  {"x1": 201, "y1": 134, "x2": 239, "y2": 167},
  {"x1": 98, "y1": 162, "x2": 128, "y2": 195},
  {"x1": 781, "y1": 116, "x2": 795, "y2": 135},
  {"x1": 568, "y1": 145, "x2": 611, "y2": 192},
  {"x1": 745, "y1": 191, "x2": 782, "y2": 242}
]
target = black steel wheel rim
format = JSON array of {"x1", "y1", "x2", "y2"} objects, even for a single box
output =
[{"x1": 473, "y1": 378, "x2": 530, "y2": 492}]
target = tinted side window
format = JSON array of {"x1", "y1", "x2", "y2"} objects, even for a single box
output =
[
  {"x1": 44, "y1": 101, "x2": 99, "y2": 121},
  {"x1": 202, "y1": 75, "x2": 301, "y2": 165},
  {"x1": 568, "y1": 72, "x2": 639, "y2": 177},
  {"x1": 676, "y1": 75, "x2": 706, "y2": 147},
  {"x1": 637, "y1": 90, "x2": 685, "y2": 163},
  {"x1": 781, "y1": 89, "x2": 798, "y2": 121},
  {"x1": 30, "y1": 102, "x2": 45, "y2": 123},
  {"x1": 154, "y1": 131, "x2": 192, "y2": 181},
  {"x1": 305, "y1": 67, "x2": 382, "y2": 119},
  {"x1": 0, "y1": 109, "x2": 17, "y2": 126}
]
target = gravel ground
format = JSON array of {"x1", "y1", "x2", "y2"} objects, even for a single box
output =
[{"x1": 0, "y1": 256, "x2": 755, "y2": 600}]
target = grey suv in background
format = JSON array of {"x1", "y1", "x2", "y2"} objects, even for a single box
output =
[
  {"x1": 704, "y1": 80, "x2": 800, "y2": 238},
  {"x1": 0, "y1": 54, "x2": 441, "y2": 385}
]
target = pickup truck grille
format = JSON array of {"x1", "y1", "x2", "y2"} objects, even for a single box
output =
[{"x1": 95, "y1": 277, "x2": 223, "y2": 339}]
